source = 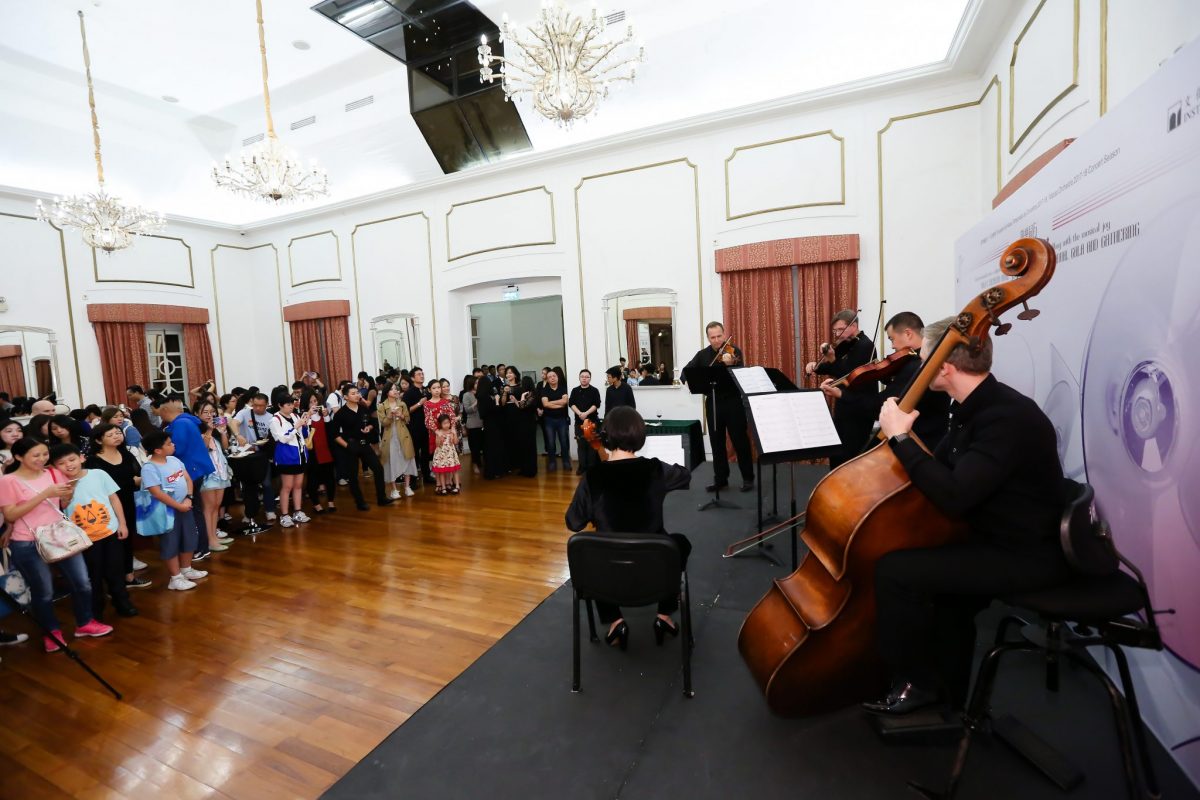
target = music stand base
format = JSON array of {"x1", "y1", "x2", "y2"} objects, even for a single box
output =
[{"x1": 698, "y1": 488, "x2": 739, "y2": 512}]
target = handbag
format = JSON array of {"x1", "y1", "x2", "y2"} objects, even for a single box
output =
[
  {"x1": 0, "y1": 547, "x2": 31, "y2": 616},
  {"x1": 16, "y1": 479, "x2": 92, "y2": 564},
  {"x1": 134, "y1": 462, "x2": 175, "y2": 536}
]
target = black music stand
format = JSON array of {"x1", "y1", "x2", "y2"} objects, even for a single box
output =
[{"x1": 681, "y1": 365, "x2": 739, "y2": 512}]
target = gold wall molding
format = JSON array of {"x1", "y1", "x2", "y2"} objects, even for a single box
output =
[
  {"x1": 723, "y1": 129, "x2": 846, "y2": 221},
  {"x1": 351, "y1": 212, "x2": 438, "y2": 375},
  {"x1": 0, "y1": 212, "x2": 83, "y2": 405},
  {"x1": 1009, "y1": 0, "x2": 1080, "y2": 153},
  {"x1": 91, "y1": 234, "x2": 195, "y2": 288},
  {"x1": 210, "y1": 243, "x2": 286, "y2": 387},
  {"x1": 287, "y1": 230, "x2": 343, "y2": 287},
  {"x1": 445, "y1": 186, "x2": 556, "y2": 262},
  {"x1": 574, "y1": 159, "x2": 702, "y2": 370},
  {"x1": 876, "y1": 75, "x2": 1002, "y2": 342},
  {"x1": 1099, "y1": 0, "x2": 1108, "y2": 115}
]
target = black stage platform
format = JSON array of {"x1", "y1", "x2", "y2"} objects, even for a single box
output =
[{"x1": 324, "y1": 463, "x2": 1199, "y2": 800}]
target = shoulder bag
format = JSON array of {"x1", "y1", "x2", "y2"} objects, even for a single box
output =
[{"x1": 16, "y1": 479, "x2": 91, "y2": 564}]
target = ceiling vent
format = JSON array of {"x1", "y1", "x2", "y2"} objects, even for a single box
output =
[
  {"x1": 290, "y1": 115, "x2": 317, "y2": 131},
  {"x1": 345, "y1": 95, "x2": 375, "y2": 112},
  {"x1": 241, "y1": 132, "x2": 265, "y2": 147},
  {"x1": 604, "y1": 10, "x2": 625, "y2": 25}
]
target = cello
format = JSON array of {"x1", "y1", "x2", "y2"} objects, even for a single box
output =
[{"x1": 737, "y1": 238, "x2": 1056, "y2": 716}]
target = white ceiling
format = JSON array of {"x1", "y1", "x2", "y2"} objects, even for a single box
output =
[{"x1": 0, "y1": 0, "x2": 974, "y2": 225}]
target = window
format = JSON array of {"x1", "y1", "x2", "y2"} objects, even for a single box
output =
[
  {"x1": 470, "y1": 317, "x2": 481, "y2": 367},
  {"x1": 145, "y1": 325, "x2": 188, "y2": 396}
]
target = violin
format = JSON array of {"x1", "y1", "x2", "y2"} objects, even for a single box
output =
[
  {"x1": 580, "y1": 419, "x2": 609, "y2": 462},
  {"x1": 737, "y1": 238, "x2": 1057, "y2": 717},
  {"x1": 709, "y1": 336, "x2": 739, "y2": 367},
  {"x1": 828, "y1": 347, "x2": 918, "y2": 391}
]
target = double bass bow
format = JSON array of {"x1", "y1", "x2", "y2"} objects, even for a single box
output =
[{"x1": 737, "y1": 238, "x2": 1056, "y2": 716}]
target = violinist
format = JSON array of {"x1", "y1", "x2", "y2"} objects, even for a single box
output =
[
  {"x1": 684, "y1": 321, "x2": 754, "y2": 493},
  {"x1": 806, "y1": 309, "x2": 877, "y2": 468},
  {"x1": 865, "y1": 316, "x2": 1070, "y2": 715},
  {"x1": 878, "y1": 312, "x2": 950, "y2": 451}
]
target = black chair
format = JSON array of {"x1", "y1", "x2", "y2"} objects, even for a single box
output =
[
  {"x1": 912, "y1": 480, "x2": 1173, "y2": 800},
  {"x1": 566, "y1": 532, "x2": 694, "y2": 698}
]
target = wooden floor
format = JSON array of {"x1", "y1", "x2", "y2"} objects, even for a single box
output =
[{"x1": 0, "y1": 460, "x2": 578, "y2": 799}]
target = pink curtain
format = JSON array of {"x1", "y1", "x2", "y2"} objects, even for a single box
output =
[
  {"x1": 183, "y1": 324, "x2": 217, "y2": 394},
  {"x1": 796, "y1": 260, "x2": 859, "y2": 388},
  {"x1": 290, "y1": 316, "x2": 352, "y2": 385},
  {"x1": 0, "y1": 356, "x2": 26, "y2": 397},
  {"x1": 92, "y1": 321, "x2": 149, "y2": 405},
  {"x1": 720, "y1": 266, "x2": 797, "y2": 384},
  {"x1": 625, "y1": 319, "x2": 639, "y2": 368}
]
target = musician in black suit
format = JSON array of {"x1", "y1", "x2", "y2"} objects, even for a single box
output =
[
  {"x1": 806, "y1": 309, "x2": 878, "y2": 468},
  {"x1": 684, "y1": 321, "x2": 754, "y2": 493},
  {"x1": 878, "y1": 312, "x2": 951, "y2": 451}
]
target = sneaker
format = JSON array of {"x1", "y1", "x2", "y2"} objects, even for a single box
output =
[
  {"x1": 44, "y1": 631, "x2": 64, "y2": 653},
  {"x1": 132, "y1": 557, "x2": 149, "y2": 571},
  {"x1": 209, "y1": 543, "x2": 230, "y2": 552},
  {"x1": 265, "y1": 511, "x2": 278, "y2": 522},
  {"x1": 292, "y1": 511, "x2": 311, "y2": 524},
  {"x1": 279, "y1": 515, "x2": 295, "y2": 528},
  {"x1": 221, "y1": 512, "x2": 233, "y2": 522},
  {"x1": 75, "y1": 620, "x2": 114, "y2": 638},
  {"x1": 126, "y1": 576, "x2": 152, "y2": 590},
  {"x1": 192, "y1": 551, "x2": 211, "y2": 562},
  {"x1": 337, "y1": 478, "x2": 349, "y2": 486},
  {"x1": 181, "y1": 567, "x2": 208, "y2": 580},
  {"x1": 388, "y1": 489, "x2": 401, "y2": 500},
  {"x1": 0, "y1": 632, "x2": 29, "y2": 646},
  {"x1": 168, "y1": 575, "x2": 197, "y2": 591},
  {"x1": 403, "y1": 486, "x2": 414, "y2": 497}
]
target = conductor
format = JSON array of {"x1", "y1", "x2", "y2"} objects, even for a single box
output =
[{"x1": 684, "y1": 321, "x2": 754, "y2": 493}]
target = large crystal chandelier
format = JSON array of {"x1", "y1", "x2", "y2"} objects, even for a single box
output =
[
  {"x1": 36, "y1": 11, "x2": 164, "y2": 254},
  {"x1": 478, "y1": 1, "x2": 645, "y2": 127},
  {"x1": 212, "y1": 0, "x2": 328, "y2": 203}
]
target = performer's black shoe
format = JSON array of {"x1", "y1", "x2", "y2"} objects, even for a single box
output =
[
  {"x1": 705, "y1": 482, "x2": 729, "y2": 493},
  {"x1": 740, "y1": 480, "x2": 754, "y2": 492},
  {"x1": 861, "y1": 681, "x2": 941, "y2": 716}
]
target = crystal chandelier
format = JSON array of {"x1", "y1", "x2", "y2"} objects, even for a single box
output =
[
  {"x1": 36, "y1": 11, "x2": 164, "y2": 254},
  {"x1": 212, "y1": 0, "x2": 328, "y2": 203},
  {"x1": 478, "y1": 1, "x2": 645, "y2": 127}
]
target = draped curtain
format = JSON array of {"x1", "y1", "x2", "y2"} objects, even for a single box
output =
[
  {"x1": 34, "y1": 360, "x2": 52, "y2": 398},
  {"x1": 624, "y1": 319, "x2": 639, "y2": 368},
  {"x1": 720, "y1": 267, "x2": 796, "y2": 384},
  {"x1": 796, "y1": 260, "x2": 859, "y2": 387},
  {"x1": 93, "y1": 321, "x2": 149, "y2": 405},
  {"x1": 182, "y1": 324, "x2": 217, "y2": 391},
  {"x1": 0, "y1": 354, "x2": 26, "y2": 397},
  {"x1": 289, "y1": 316, "x2": 352, "y2": 384}
]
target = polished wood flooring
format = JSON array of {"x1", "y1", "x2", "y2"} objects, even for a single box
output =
[{"x1": 0, "y1": 460, "x2": 578, "y2": 799}]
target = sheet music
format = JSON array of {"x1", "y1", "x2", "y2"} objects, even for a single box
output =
[
  {"x1": 731, "y1": 366, "x2": 776, "y2": 395},
  {"x1": 637, "y1": 436, "x2": 687, "y2": 467},
  {"x1": 747, "y1": 392, "x2": 841, "y2": 453}
]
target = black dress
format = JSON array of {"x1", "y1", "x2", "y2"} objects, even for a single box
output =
[
  {"x1": 476, "y1": 378, "x2": 507, "y2": 478},
  {"x1": 565, "y1": 457, "x2": 692, "y2": 623},
  {"x1": 85, "y1": 447, "x2": 141, "y2": 574},
  {"x1": 513, "y1": 394, "x2": 540, "y2": 477}
]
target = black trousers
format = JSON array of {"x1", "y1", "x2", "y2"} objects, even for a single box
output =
[
  {"x1": 706, "y1": 398, "x2": 753, "y2": 484},
  {"x1": 305, "y1": 460, "x2": 338, "y2": 506},
  {"x1": 829, "y1": 411, "x2": 876, "y2": 469},
  {"x1": 875, "y1": 541, "x2": 1071, "y2": 706},
  {"x1": 466, "y1": 428, "x2": 484, "y2": 470},
  {"x1": 83, "y1": 534, "x2": 130, "y2": 619},
  {"x1": 337, "y1": 444, "x2": 388, "y2": 504},
  {"x1": 575, "y1": 427, "x2": 601, "y2": 473},
  {"x1": 595, "y1": 534, "x2": 692, "y2": 624},
  {"x1": 409, "y1": 423, "x2": 431, "y2": 478}
]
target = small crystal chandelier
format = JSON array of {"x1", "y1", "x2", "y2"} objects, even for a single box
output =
[
  {"x1": 212, "y1": 0, "x2": 329, "y2": 202},
  {"x1": 478, "y1": 0, "x2": 645, "y2": 127},
  {"x1": 36, "y1": 11, "x2": 164, "y2": 254}
]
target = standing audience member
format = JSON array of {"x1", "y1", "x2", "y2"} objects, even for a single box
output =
[
  {"x1": 50, "y1": 444, "x2": 137, "y2": 619},
  {"x1": 0, "y1": 437, "x2": 113, "y2": 651},
  {"x1": 604, "y1": 367, "x2": 636, "y2": 412},
  {"x1": 377, "y1": 385, "x2": 418, "y2": 499},
  {"x1": 513, "y1": 376, "x2": 540, "y2": 478},
  {"x1": 443, "y1": 378, "x2": 465, "y2": 455},
  {"x1": 101, "y1": 406, "x2": 141, "y2": 451},
  {"x1": 24, "y1": 413, "x2": 53, "y2": 442},
  {"x1": 461, "y1": 376, "x2": 484, "y2": 475},
  {"x1": 157, "y1": 397, "x2": 215, "y2": 561},
  {"x1": 330, "y1": 387, "x2": 392, "y2": 511},
  {"x1": 126, "y1": 385, "x2": 158, "y2": 426},
  {"x1": 129, "y1": 407, "x2": 157, "y2": 443},
  {"x1": 0, "y1": 418, "x2": 23, "y2": 469},
  {"x1": 477, "y1": 376, "x2": 506, "y2": 479},
  {"x1": 539, "y1": 367, "x2": 571, "y2": 472},
  {"x1": 431, "y1": 414, "x2": 462, "y2": 495},
  {"x1": 193, "y1": 401, "x2": 234, "y2": 552},
  {"x1": 140, "y1": 431, "x2": 207, "y2": 591},
  {"x1": 423, "y1": 380, "x2": 455, "y2": 461},
  {"x1": 86, "y1": 423, "x2": 151, "y2": 589},
  {"x1": 232, "y1": 393, "x2": 278, "y2": 525},
  {"x1": 270, "y1": 395, "x2": 310, "y2": 528},
  {"x1": 302, "y1": 391, "x2": 338, "y2": 513},
  {"x1": 569, "y1": 370, "x2": 602, "y2": 475},
  {"x1": 403, "y1": 368, "x2": 432, "y2": 483}
]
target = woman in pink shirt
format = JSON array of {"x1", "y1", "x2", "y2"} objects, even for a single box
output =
[{"x1": 0, "y1": 437, "x2": 112, "y2": 652}]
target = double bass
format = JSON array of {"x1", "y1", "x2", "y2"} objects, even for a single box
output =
[{"x1": 737, "y1": 238, "x2": 1056, "y2": 716}]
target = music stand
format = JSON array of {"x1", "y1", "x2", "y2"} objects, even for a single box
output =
[{"x1": 680, "y1": 365, "x2": 740, "y2": 512}]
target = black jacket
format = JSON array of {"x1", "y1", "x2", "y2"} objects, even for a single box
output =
[
  {"x1": 880, "y1": 354, "x2": 951, "y2": 451},
  {"x1": 604, "y1": 382, "x2": 636, "y2": 412},
  {"x1": 685, "y1": 344, "x2": 745, "y2": 403},
  {"x1": 890, "y1": 374, "x2": 1063, "y2": 552},
  {"x1": 815, "y1": 333, "x2": 877, "y2": 419},
  {"x1": 566, "y1": 457, "x2": 691, "y2": 534}
]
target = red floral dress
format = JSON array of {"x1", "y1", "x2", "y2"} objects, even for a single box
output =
[{"x1": 423, "y1": 398, "x2": 457, "y2": 453}]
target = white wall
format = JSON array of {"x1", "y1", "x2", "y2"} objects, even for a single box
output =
[{"x1": 2, "y1": 0, "x2": 1196, "y2": 410}]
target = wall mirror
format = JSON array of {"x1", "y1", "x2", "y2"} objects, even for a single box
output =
[
  {"x1": 371, "y1": 314, "x2": 421, "y2": 374},
  {"x1": 0, "y1": 325, "x2": 62, "y2": 410},
  {"x1": 602, "y1": 288, "x2": 677, "y2": 383}
]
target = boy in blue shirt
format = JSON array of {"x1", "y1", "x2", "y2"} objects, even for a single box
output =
[{"x1": 140, "y1": 430, "x2": 208, "y2": 592}]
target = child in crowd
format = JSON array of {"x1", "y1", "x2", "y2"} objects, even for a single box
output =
[
  {"x1": 50, "y1": 443, "x2": 138, "y2": 620},
  {"x1": 0, "y1": 438, "x2": 113, "y2": 652},
  {"x1": 140, "y1": 430, "x2": 207, "y2": 591},
  {"x1": 431, "y1": 414, "x2": 461, "y2": 495}
]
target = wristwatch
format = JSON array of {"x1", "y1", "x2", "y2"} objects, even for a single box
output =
[
  {"x1": 185, "y1": 494, "x2": 194, "y2": 500},
  {"x1": 888, "y1": 433, "x2": 910, "y2": 449}
]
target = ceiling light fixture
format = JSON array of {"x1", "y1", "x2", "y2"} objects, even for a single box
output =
[
  {"x1": 36, "y1": 11, "x2": 164, "y2": 254},
  {"x1": 212, "y1": 0, "x2": 329, "y2": 203},
  {"x1": 478, "y1": 0, "x2": 644, "y2": 127}
]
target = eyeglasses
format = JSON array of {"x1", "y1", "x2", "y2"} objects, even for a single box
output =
[{"x1": 831, "y1": 325, "x2": 848, "y2": 334}]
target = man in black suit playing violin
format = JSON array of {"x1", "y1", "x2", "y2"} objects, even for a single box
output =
[
  {"x1": 684, "y1": 321, "x2": 754, "y2": 493},
  {"x1": 805, "y1": 309, "x2": 877, "y2": 468}
]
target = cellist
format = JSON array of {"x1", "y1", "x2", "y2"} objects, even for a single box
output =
[{"x1": 864, "y1": 315, "x2": 1072, "y2": 715}]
